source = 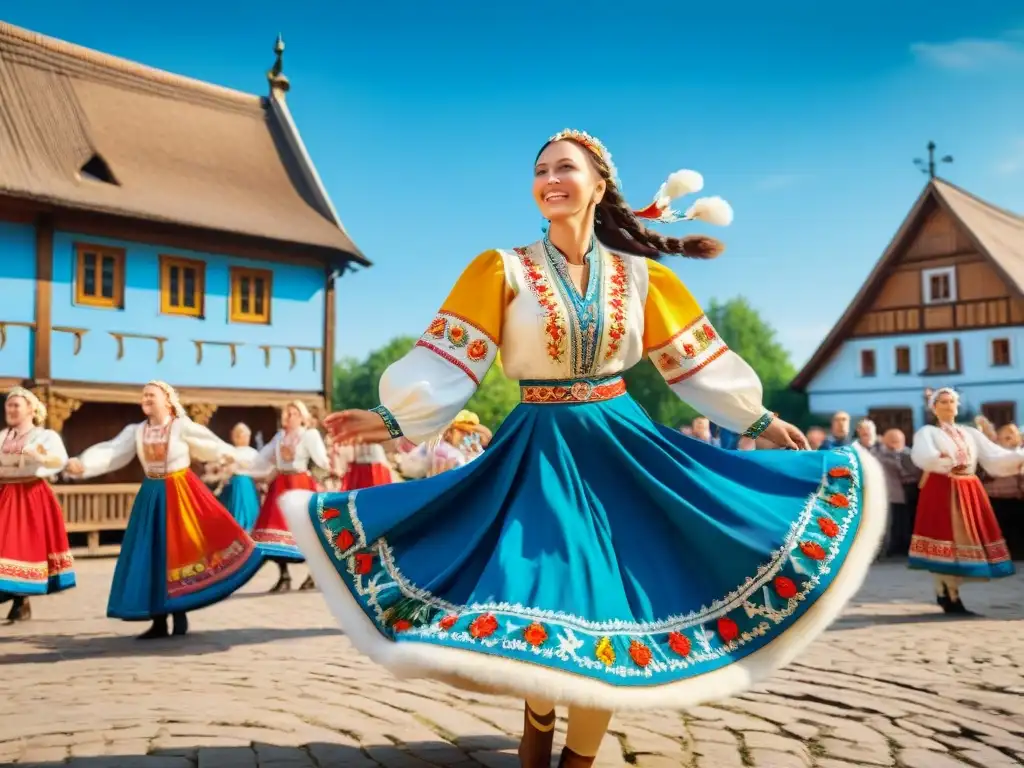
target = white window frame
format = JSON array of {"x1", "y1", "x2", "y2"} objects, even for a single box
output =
[{"x1": 921, "y1": 266, "x2": 957, "y2": 305}]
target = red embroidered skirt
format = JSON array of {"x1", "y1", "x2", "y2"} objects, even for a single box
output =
[
  {"x1": 341, "y1": 463, "x2": 393, "y2": 491},
  {"x1": 251, "y1": 472, "x2": 318, "y2": 561},
  {"x1": 908, "y1": 472, "x2": 1014, "y2": 578},
  {"x1": 0, "y1": 478, "x2": 76, "y2": 595}
]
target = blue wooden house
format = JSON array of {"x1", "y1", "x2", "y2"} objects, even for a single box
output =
[
  {"x1": 0, "y1": 22, "x2": 368, "y2": 546},
  {"x1": 792, "y1": 178, "x2": 1024, "y2": 439}
]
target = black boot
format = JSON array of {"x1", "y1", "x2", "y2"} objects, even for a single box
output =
[
  {"x1": 6, "y1": 597, "x2": 31, "y2": 623},
  {"x1": 518, "y1": 702, "x2": 556, "y2": 768},
  {"x1": 172, "y1": 612, "x2": 189, "y2": 636},
  {"x1": 137, "y1": 614, "x2": 169, "y2": 640},
  {"x1": 936, "y1": 584, "x2": 953, "y2": 612},
  {"x1": 299, "y1": 575, "x2": 316, "y2": 591},
  {"x1": 270, "y1": 563, "x2": 292, "y2": 593},
  {"x1": 947, "y1": 597, "x2": 976, "y2": 616}
]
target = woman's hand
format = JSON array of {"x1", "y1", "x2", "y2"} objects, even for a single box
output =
[
  {"x1": 323, "y1": 410, "x2": 392, "y2": 445},
  {"x1": 65, "y1": 458, "x2": 84, "y2": 477},
  {"x1": 760, "y1": 418, "x2": 809, "y2": 450}
]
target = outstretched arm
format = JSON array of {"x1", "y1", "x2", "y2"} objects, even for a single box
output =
[
  {"x1": 642, "y1": 261, "x2": 800, "y2": 446},
  {"x1": 336, "y1": 250, "x2": 508, "y2": 445}
]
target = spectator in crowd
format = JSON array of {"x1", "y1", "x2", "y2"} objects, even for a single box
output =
[
  {"x1": 873, "y1": 428, "x2": 921, "y2": 557},
  {"x1": 856, "y1": 419, "x2": 878, "y2": 450},
  {"x1": 689, "y1": 416, "x2": 720, "y2": 446},
  {"x1": 977, "y1": 419, "x2": 1024, "y2": 559},
  {"x1": 806, "y1": 426, "x2": 827, "y2": 450},
  {"x1": 820, "y1": 411, "x2": 852, "y2": 449}
]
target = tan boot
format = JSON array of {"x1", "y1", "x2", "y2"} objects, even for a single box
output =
[
  {"x1": 517, "y1": 702, "x2": 556, "y2": 767},
  {"x1": 557, "y1": 746, "x2": 596, "y2": 767}
]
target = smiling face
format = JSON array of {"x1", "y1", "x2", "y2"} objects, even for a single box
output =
[
  {"x1": 533, "y1": 140, "x2": 606, "y2": 224},
  {"x1": 282, "y1": 405, "x2": 304, "y2": 431},
  {"x1": 141, "y1": 384, "x2": 170, "y2": 420},
  {"x1": 932, "y1": 392, "x2": 958, "y2": 423},
  {"x1": 4, "y1": 395, "x2": 33, "y2": 428}
]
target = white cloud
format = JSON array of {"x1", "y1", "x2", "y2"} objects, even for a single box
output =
[
  {"x1": 911, "y1": 32, "x2": 1024, "y2": 70},
  {"x1": 753, "y1": 174, "x2": 808, "y2": 191},
  {"x1": 995, "y1": 138, "x2": 1024, "y2": 176}
]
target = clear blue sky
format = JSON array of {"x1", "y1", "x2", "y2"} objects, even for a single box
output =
[{"x1": 6, "y1": 2, "x2": 1023, "y2": 369}]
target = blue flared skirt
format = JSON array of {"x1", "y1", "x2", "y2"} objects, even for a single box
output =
[
  {"x1": 219, "y1": 475, "x2": 261, "y2": 532},
  {"x1": 109, "y1": 471, "x2": 262, "y2": 621},
  {"x1": 285, "y1": 385, "x2": 885, "y2": 709}
]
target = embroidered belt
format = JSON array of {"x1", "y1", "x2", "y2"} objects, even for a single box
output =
[
  {"x1": 146, "y1": 468, "x2": 188, "y2": 480},
  {"x1": 520, "y1": 376, "x2": 626, "y2": 404},
  {"x1": 0, "y1": 475, "x2": 41, "y2": 484}
]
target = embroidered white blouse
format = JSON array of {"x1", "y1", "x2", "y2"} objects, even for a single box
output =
[
  {"x1": 910, "y1": 423, "x2": 1024, "y2": 477},
  {"x1": 74, "y1": 418, "x2": 246, "y2": 480},
  {"x1": 0, "y1": 426, "x2": 68, "y2": 479},
  {"x1": 253, "y1": 428, "x2": 330, "y2": 475},
  {"x1": 375, "y1": 240, "x2": 771, "y2": 444}
]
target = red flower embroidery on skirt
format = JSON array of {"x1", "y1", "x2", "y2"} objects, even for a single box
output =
[
  {"x1": 469, "y1": 613, "x2": 499, "y2": 639},
  {"x1": 828, "y1": 466, "x2": 852, "y2": 479},
  {"x1": 800, "y1": 541, "x2": 827, "y2": 560},
  {"x1": 717, "y1": 617, "x2": 740, "y2": 643},
  {"x1": 322, "y1": 507, "x2": 341, "y2": 521},
  {"x1": 354, "y1": 553, "x2": 375, "y2": 575},
  {"x1": 392, "y1": 619, "x2": 412, "y2": 633},
  {"x1": 827, "y1": 493, "x2": 850, "y2": 508},
  {"x1": 334, "y1": 528, "x2": 355, "y2": 550},
  {"x1": 438, "y1": 614, "x2": 459, "y2": 631},
  {"x1": 668, "y1": 631, "x2": 692, "y2": 657},
  {"x1": 523, "y1": 622, "x2": 548, "y2": 647},
  {"x1": 773, "y1": 575, "x2": 797, "y2": 599},
  {"x1": 817, "y1": 516, "x2": 840, "y2": 538},
  {"x1": 629, "y1": 640, "x2": 653, "y2": 668}
]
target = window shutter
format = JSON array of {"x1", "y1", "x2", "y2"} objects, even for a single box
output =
[{"x1": 953, "y1": 339, "x2": 962, "y2": 373}]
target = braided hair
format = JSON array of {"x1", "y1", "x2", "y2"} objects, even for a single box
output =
[{"x1": 536, "y1": 139, "x2": 724, "y2": 260}]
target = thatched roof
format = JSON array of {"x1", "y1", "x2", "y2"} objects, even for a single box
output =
[{"x1": 0, "y1": 22, "x2": 368, "y2": 267}]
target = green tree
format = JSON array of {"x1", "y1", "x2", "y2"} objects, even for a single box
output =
[
  {"x1": 705, "y1": 298, "x2": 795, "y2": 390},
  {"x1": 623, "y1": 358, "x2": 699, "y2": 428},
  {"x1": 333, "y1": 336, "x2": 416, "y2": 410}
]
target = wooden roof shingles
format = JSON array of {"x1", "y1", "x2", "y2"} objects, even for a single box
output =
[
  {"x1": 0, "y1": 22, "x2": 368, "y2": 267},
  {"x1": 791, "y1": 178, "x2": 1024, "y2": 390}
]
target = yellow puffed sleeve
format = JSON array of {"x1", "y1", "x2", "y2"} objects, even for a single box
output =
[
  {"x1": 375, "y1": 250, "x2": 509, "y2": 444},
  {"x1": 642, "y1": 260, "x2": 773, "y2": 437}
]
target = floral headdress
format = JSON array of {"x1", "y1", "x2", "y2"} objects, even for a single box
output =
[
  {"x1": 146, "y1": 380, "x2": 187, "y2": 419},
  {"x1": 548, "y1": 128, "x2": 734, "y2": 227},
  {"x1": 928, "y1": 387, "x2": 959, "y2": 411},
  {"x1": 5, "y1": 387, "x2": 47, "y2": 426}
]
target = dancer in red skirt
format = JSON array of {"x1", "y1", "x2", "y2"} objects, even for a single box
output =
[
  {"x1": 0, "y1": 387, "x2": 75, "y2": 622},
  {"x1": 335, "y1": 443, "x2": 395, "y2": 490},
  {"x1": 909, "y1": 387, "x2": 1024, "y2": 614},
  {"x1": 250, "y1": 401, "x2": 332, "y2": 592},
  {"x1": 65, "y1": 381, "x2": 261, "y2": 639}
]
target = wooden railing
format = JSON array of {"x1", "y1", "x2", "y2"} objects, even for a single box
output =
[
  {"x1": 853, "y1": 297, "x2": 1019, "y2": 337},
  {"x1": 54, "y1": 483, "x2": 138, "y2": 554}
]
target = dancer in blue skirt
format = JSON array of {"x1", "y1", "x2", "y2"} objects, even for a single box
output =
[
  {"x1": 211, "y1": 422, "x2": 263, "y2": 532},
  {"x1": 281, "y1": 130, "x2": 888, "y2": 767}
]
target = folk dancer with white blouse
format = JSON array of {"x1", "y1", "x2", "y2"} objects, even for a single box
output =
[
  {"x1": 65, "y1": 381, "x2": 261, "y2": 639},
  {"x1": 203, "y1": 422, "x2": 263, "y2": 533},
  {"x1": 278, "y1": 130, "x2": 888, "y2": 767},
  {"x1": 249, "y1": 401, "x2": 331, "y2": 593},
  {"x1": 909, "y1": 387, "x2": 1024, "y2": 614},
  {"x1": 334, "y1": 442, "x2": 394, "y2": 491},
  {"x1": 0, "y1": 388, "x2": 75, "y2": 622}
]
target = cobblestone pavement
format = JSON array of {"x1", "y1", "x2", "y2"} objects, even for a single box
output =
[{"x1": 1, "y1": 559, "x2": 1023, "y2": 768}]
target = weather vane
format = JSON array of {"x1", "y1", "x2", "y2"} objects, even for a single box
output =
[{"x1": 913, "y1": 141, "x2": 953, "y2": 179}]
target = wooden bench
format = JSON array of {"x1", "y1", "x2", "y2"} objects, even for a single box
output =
[{"x1": 54, "y1": 483, "x2": 139, "y2": 555}]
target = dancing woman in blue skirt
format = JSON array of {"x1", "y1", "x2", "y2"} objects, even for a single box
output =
[{"x1": 281, "y1": 130, "x2": 887, "y2": 767}]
